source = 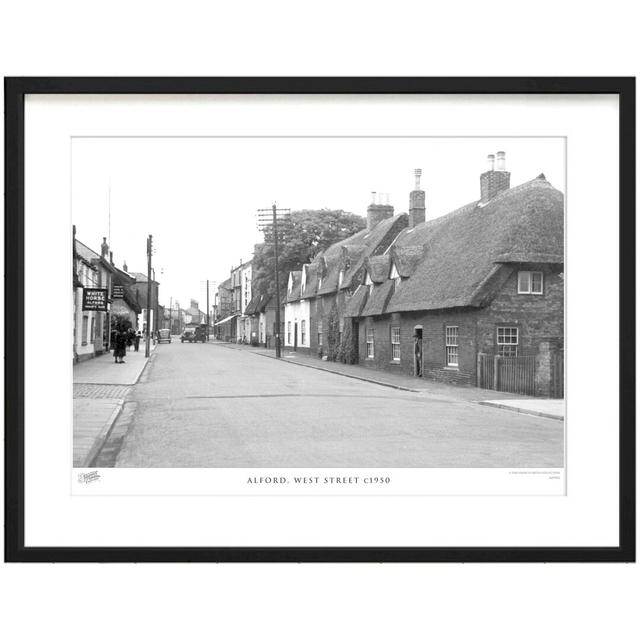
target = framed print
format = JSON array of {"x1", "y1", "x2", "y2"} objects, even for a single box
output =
[{"x1": 4, "y1": 77, "x2": 635, "y2": 562}]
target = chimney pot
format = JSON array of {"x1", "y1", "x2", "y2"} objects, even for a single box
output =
[
  {"x1": 487, "y1": 154, "x2": 495, "y2": 171},
  {"x1": 480, "y1": 152, "x2": 510, "y2": 202},
  {"x1": 414, "y1": 168, "x2": 422, "y2": 190}
]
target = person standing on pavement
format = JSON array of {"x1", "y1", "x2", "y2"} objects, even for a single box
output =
[
  {"x1": 114, "y1": 329, "x2": 127, "y2": 364},
  {"x1": 134, "y1": 330, "x2": 141, "y2": 352}
]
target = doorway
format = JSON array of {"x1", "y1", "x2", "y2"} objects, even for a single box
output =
[
  {"x1": 413, "y1": 326, "x2": 423, "y2": 377},
  {"x1": 294, "y1": 322, "x2": 298, "y2": 351}
]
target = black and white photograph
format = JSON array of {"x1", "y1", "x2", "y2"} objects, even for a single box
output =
[
  {"x1": 72, "y1": 137, "x2": 566, "y2": 476},
  {"x1": 6, "y1": 80, "x2": 632, "y2": 561}
]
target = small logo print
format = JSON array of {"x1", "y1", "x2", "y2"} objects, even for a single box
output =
[{"x1": 77, "y1": 470, "x2": 101, "y2": 484}]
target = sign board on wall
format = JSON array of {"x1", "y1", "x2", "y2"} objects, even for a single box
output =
[
  {"x1": 112, "y1": 284, "x2": 124, "y2": 299},
  {"x1": 82, "y1": 288, "x2": 108, "y2": 311}
]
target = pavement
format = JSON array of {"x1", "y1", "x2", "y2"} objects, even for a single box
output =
[
  {"x1": 73, "y1": 343, "x2": 155, "y2": 467},
  {"x1": 214, "y1": 341, "x2": 565, "y2": 419},
  {"x1": 111, "y1": 340, "x2": 564, "y2": 468}
]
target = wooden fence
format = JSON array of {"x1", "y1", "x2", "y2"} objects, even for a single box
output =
[
  {"x1": 551, "y1": 349, "x2": 564, "y2": 398},
  {"x1": 477, "y1": 353, "x2": 537, "y2": 396}
]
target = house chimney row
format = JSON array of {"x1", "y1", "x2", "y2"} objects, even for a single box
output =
[
  {"x1": 367, "y1": 192, "x2": 394, "y2": 231},
  {"x1": 409, "y1": 168, "x2": 426, "y2": 228},
  {"x1": 480, "y1": 151, "x2": 510, "y2": 203}
]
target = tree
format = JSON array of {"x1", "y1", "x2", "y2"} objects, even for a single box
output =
[
  {"x1": 252, "y1": 209, "x2": 365, "y2": 299},
  {"x1": 341, "y1": 318, "x2": 358, "y2": 364},
  {"x1": 325, "y1": 302, "x2": 341, "y2": 362}
]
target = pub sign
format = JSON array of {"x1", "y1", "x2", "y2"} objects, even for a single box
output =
[{"x1": 82, "y1": 288, "x2": 108, "y2": 312}]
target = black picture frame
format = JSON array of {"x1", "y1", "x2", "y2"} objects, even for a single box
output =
[{"x1": 4, "y1": 77, "x2": 635, "y2": 563}]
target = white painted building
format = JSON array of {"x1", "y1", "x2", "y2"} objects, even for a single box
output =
[{"x1": 283, "y1": 266, "x2": 311, "y2": 351}]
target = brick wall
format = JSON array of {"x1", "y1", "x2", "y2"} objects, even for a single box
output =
[
  {"x1": 476, "y1": 265, "x2": 564, "y2": 355},
  {"x1": 354, "y1": 264, "x2": 564, "y2": 392}
]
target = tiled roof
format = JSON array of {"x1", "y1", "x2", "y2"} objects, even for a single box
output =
[
  {"x1": 75, "y1": 240, "x2": 101, "y2": 263},
  {"x1": 385, "y1": 175, "x2": 564, "y2": 313},
  {"x1": 245, "y1": 294, "x2": 272, "y2": 316}
]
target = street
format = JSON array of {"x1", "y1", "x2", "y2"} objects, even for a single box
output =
[{"x1": 109, "y1": 342, "x2": 564, "y2": 468}]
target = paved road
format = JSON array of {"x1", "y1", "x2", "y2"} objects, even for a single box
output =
[{"x1": 113, "y1": 342, "x2": 564, "y2": 468}]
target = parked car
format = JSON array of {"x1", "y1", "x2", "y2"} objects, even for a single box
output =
[
  {"x1": 158, "y1": 328, "x2": 171, "y2": 343},
  {"x1": 181, "y1": 327, "x2": 196, "y2": 343}
]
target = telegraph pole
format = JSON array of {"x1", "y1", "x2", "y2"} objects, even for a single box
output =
[
  {"x1": 257, "y1": 204, "x2": 290, "y2": 359},
  {"x1": 169, "y1": 296, "x2": 172, "y2": 334},
  {"x1": 145, "y1": 234, "x2": 152, "y2": 357},
  {"x1": 205, "y1": 279, "x2": 209, "y2": 341}
]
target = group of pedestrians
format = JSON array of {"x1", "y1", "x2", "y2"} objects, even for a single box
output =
[{"x1": 112, "y1": 327, "x2": 142, "y2": 364}]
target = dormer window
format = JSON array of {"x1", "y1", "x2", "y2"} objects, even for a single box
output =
[
  {"x1": 390, "y1": 262, "x2": 401, "y2": 287},
  {"x1": 338, "y1": 270, "x2": 344, "y2": 287},
  {"x1": 364, "y1": 271, "x2": 374, "y2": 294},
  {"x1": 517, "y1": 271, "x2": 543, "y2": 295}
]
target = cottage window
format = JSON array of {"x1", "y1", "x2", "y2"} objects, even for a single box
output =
[
  {"x1": 391, "y1": 326, "x2": 401, "y2": 361},
  {"x1": 81, "y1": 315, "x2": 89, "y2": 345},
  {"x1": 317, "y1": 321, "x2": 323, "y2": 346},
  {"x1": 90, "y1": 317, "x2": 95, "y2": 342},
  {"x1": 366, "y1": 327, "x2": 375, "y2": 358},
  {"x1": 338, "y1": 270, "x2": 344, "y2": 287},
  {"x1": 517, "y1": 271, "x2": 543, "y2": 295},
  {"x1": 445, "y1": 326, "x2": 459, "y2": 366},
  {"x1": 301, "y1": 320, "x2": 306, "y2": 346},
  {"x1": 287, "y1": 321, "x2": 291, "y2": 346},
  {"x1": 497, "y1": 326, "x2": 519, "y2": 357}
]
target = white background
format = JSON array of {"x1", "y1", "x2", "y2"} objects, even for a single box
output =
[
  {"x1": 1, "y1": 2, "x2": 638, "y2": 639},
  {"x1": 28, "y1": 95, "x2": 604, "y2": 546}
]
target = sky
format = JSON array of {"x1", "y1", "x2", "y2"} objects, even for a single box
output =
[{"x1": 71, "y1": 137, "x2": 565, "y2": 311}]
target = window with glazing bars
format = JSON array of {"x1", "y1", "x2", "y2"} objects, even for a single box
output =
[
  {"x1": 497, "y1": 326, "x2": 518, "y2": 357},
  {"x1": 517, "y1": 271, "x2": 543, "y2": 294},
  {"x1": 391, "y1": 326, "x2": 401, "y2": 360},
  {"x1": 366, "y1": 327, "x2": 374, "y2": 358},
  {"x1": 445, "y1": 326, "x2": 458, "y2": 366}
]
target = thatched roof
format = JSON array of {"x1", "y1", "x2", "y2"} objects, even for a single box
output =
[
  {"x1": 385, "y1": 175, "x2": 564, "y2": 314},
  {"x1": 286, "y1": 270, "x2": 302, "y2": 303},
  {"x1": 344, "y1": 285, "x2": 369, "y2": 318},
  {"x1": 299, "y1": 263, "x2": 320, "y2": 300},
  {"x1": 313, "y1": 214, "x2": 407, "y2": 296},
  {"x1": 361, "y1": 281, "x2": 395, "y2": 317},
  {"x1": 390, "y1": 245, "x2": 424, "y2": 278},
  {"x1": 366, "y1": 255, "x2": 391, "y2": 283}
]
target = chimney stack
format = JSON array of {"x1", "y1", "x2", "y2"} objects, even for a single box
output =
[
  {"x1": 123, "y1": 260, "x2": 128, "y2": 272},
  {"x1": 409, "y1": 168, "x2": 426, "y2": 227},
  {"x1": 367, "y1": 192, "x2": 394, "y2": 231},
  {"x1": 101, "y1": 236, "x2": 109, "y2": 258},
  {"x1": 480, "y1": 151, "x2": 511, "y2": 203}
]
